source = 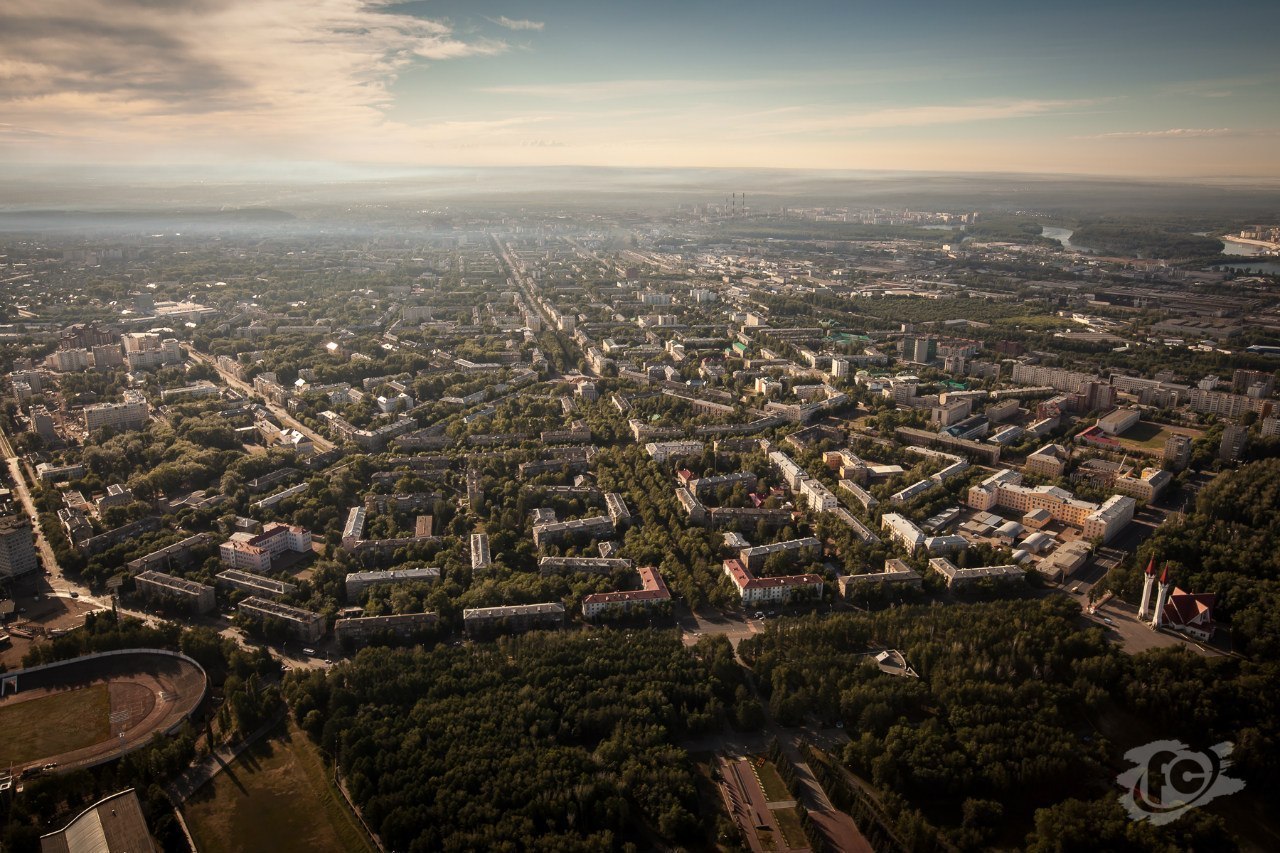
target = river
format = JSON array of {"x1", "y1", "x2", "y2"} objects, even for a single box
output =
[
  {"x1": 1217, "y1": 238, "x2": 1280, "y2": 274},
  {"x1": 1040, "y1": 226, "x2": 1092, "y2": 252},
  {"x1": 1040, "y1": 226, "x2": 1278, "y2": 273}
]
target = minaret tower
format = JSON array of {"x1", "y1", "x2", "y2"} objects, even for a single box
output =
[
  {"x1": 1137, "y1": 557, "x2": 1158, "y2": 620},
  {"x1": 1150, "y1": 565, "x2": 1173, "y2": 629}
]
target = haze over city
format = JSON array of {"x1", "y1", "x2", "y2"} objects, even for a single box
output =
[{"x1": 2, "y1": 0, "x2": 1278, "y2": 179}]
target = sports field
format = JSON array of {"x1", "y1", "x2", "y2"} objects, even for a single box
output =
[
  {"x1": 0, "y1": 684, "x2": 110, "y2": 767},
  {"x1": 183, "y1": 721, "x2": 374, "y2": 853},
  {"x1": 1117, "y1": 420, "x2": 1203, "y2": 451}
]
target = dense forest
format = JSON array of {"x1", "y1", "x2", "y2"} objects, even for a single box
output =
[
  {"x1": 1110, "y1": 458, "x2": 1280, "y2": 657},
  {"x1": 1071, "y1": 222, "x2": 1224, "y2": 259},
  {"x1": 284, "y1": 630, "x2": 745, "y2": 851},
  {"x1": 964, "y1": 216, "x2": 1060, "y2": 247},
  {"x1": 738, "y1": 598, "x2": 1273, "y2": 850}
]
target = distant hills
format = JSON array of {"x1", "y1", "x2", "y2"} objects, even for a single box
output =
[{"x1": 0, "y1": 166, "x2": 1277, "y2": 222}]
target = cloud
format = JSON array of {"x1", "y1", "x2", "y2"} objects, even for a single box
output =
[
  {"x1": 480, "y1": 78, "x2": 761, "y2": 101},
  {"x1": 729, "y1": 98, "x2": 1102, "y2": 138},
  {"x1": 0, "y1": 122, "x2": 61, "y2": 141},
  {"x1": 0, "y1": 0, "x2": 510, "y2": 158},
  {"x1": 1080, "y1": 128, "x2": 1276, "y2": 139},
  {"x1": 487, "y1": 15, "x2": 544, "y2": 31},
  {"x1": 820, "y1": 98, "x2": 1100, "y2": 130}
]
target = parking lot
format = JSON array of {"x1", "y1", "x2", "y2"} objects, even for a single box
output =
[{"x1": 1084, "y1": 599, "x2": 1222, "y2": 657}]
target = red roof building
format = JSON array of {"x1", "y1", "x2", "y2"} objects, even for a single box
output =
[
  {"x1": 722, "y1": 558, "x2": 823, "y2": 605},
  {"x1": 582, "y1": 566, "x2": 672, "y2": 618},
  {"x1": 1161, "y1": 587, "x2": 1216, "y2": 642}
]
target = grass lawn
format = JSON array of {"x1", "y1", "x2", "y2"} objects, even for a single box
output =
[
  {"x1": 773, "y1": 806, "x2": 809, "y2": 849},
  {"x1": 183, "y1": 721, "x2": 374, "y2": 853},
  {"x1": 0, "y1": 684, "x2": 109, "y2": 766},
  {"x1": 753, "y1": 758, "x2": 793, "y2": 803}
]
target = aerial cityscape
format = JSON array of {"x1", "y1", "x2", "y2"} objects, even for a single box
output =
[{"x1": 2, "y1": 1, "x2": 1280, "y2": 852}]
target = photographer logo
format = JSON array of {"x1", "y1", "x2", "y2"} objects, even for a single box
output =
[{"x1": 1117, "y1": 740, "x2": 1244, "y2": 825}]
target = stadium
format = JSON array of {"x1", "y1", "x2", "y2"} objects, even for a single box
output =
[{"x1": 0, "y1": 649, "x2": 207, "y2": 776}]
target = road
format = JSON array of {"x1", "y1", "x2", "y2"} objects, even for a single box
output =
[
  {"x1": 675, "y1": 603, "x2": 761, "y2": 651},
  {"x1": 0, "y1": 407, "x2": 338, "y2": 679},
  {"x1": 0, "y1": 420, "x2": 94, "y2": 599},
  {"x1": 0, "y1": 419, "x2": 168, "y2": 635},
  {"x1": 187, "y1": 349, "x2": 335, "y2": 452}
]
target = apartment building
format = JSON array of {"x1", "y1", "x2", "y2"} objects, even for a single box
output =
[
  {"x1": 582, "y1": 566, "x2": 672, "y2": 619},
  {"x1": 0, "y1": 514, "x2": 39, "y2": 579},
  {"x1": 344, "y1": 567, "x2": 440, "y2": 599},
  {"x1": 215, "y1": 568, "x2": 298, "y2": 598},
  {"x1": 838, "y1": 559, "x2": 923, "y2": 597},
  {"x1": 722, "y1": 558, "x2": 823, "y2": 605},
  {"x1": 135, "y1": 570, "x2": 216, "y2": 614},
  {"x1": 218, "y1": 522, "x2": 311, "y2": 572},
  {"x1": 237, "y1": 596, "x2": 325, "y2": 643},
  {"x1": 83, "y1": 390, "x2": 149, "y2": 433}
]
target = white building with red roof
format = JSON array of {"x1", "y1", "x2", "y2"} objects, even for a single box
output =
[
  {"x1": 582, "y1": 566, "x2": 672, "y2": 619},
  {"x1": 723, "y1": 558, "x2": 824, "y2": 605},
  {"x1": 219, "y1": 522, "x2": 311, "y2": 572},
  {"x1": 1160, "y1": 587, "x2": 1217, "y2": 642}
]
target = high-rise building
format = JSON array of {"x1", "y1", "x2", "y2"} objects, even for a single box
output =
[
  {"x1": 0, "y1": 514, "x2": 39, "y2": 579},
  {"x1": 1233, "y1": 369, "x2": 1275, "y2": 397},
  {"x1": 83, "y1": 390, "x2": 150, "y2": 434},
  {"x1": 29, "y1": 405, "x2": 57, "y2": 443},
  {"x1": 1068, "y1": 381, "x2": 1116, "y2": 414},
  {"x1": 44, "y1": 348, "x2": 91, "y2": 372},
  {"x1": 59, "y1": 323, "x2": 115, "y2": 351},
  {"x1": 1163, "y1": 434, "x2": 1193, "y2": 471},
  {"x1": 900, "y1": 335, "x2": 937, "y2": 365},
  {"x1": 122, "y1": 333, "x2": 183, "y2": 371},
  {"x1": 91, "y1": 343, "x2": 124, "y2": 369},
  {"x1": 1220, "y1": 424, "x2": 1248, "y2": 462}
]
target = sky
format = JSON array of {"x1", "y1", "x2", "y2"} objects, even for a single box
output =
[{"x1": 1, "y1": 0, "x2": 1278, "y2": 179}]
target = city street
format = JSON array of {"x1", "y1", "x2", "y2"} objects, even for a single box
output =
[
  {"x1": 0, "y1": 421, "x2": 97, "y2": 603},
  {"x1": 187, "y1": 349, "x2": 335, "y2": 452}
]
